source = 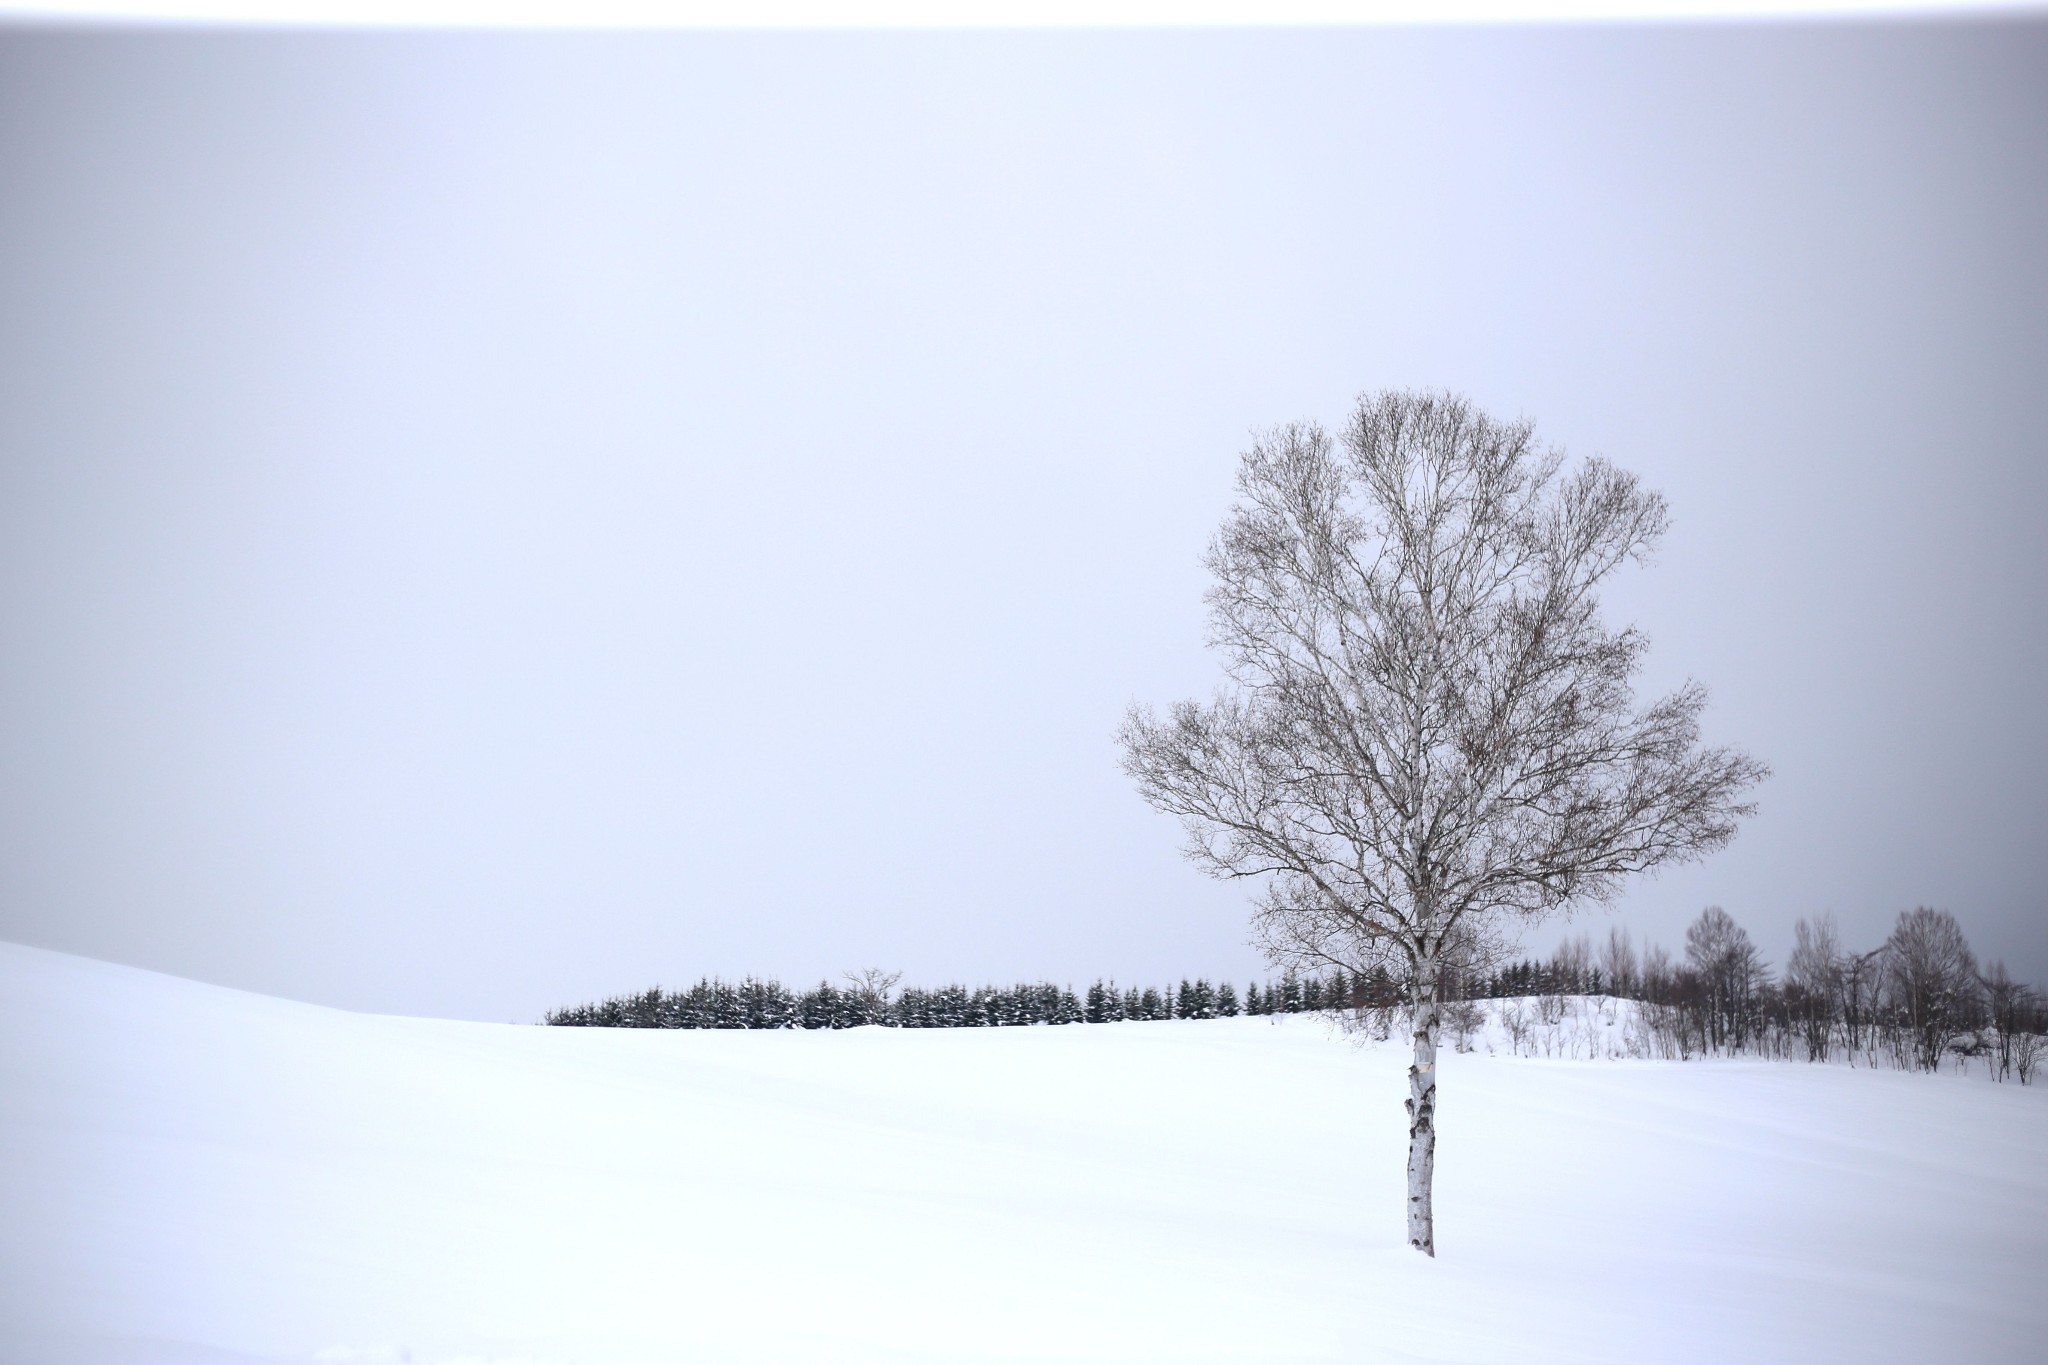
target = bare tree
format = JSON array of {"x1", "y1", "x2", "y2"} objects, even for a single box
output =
[
  {"x1": 1980, "y1": 961, "x2": 2042, "y2": 1083},
  {"x1": 1786, "y1": 912, "x2": 1845, "y2": 1062},
  {"x1": 1552, "y1": 933, "x2": 1595, "y2": 992},
  {"x1": 2017, "y1": 1034, "x2": 2046, "y2": 1086},
  {"x1": 1882, "y1": 908, "x2": 1980, "y2": 1072},
  {"x1": 1684, "y1": 906, "x2": 1768, "y2": 1052},
  {"x1": 1601, "y1": 923, "x2": 1639, "y2": 999},
  {"x1": 1841, "y1": 944, "x2": 1886, "y2": 1062},
  {"x1": 841, "y1": 968, "x2": 902, "y2": 1026},
  {"x1": 1119, "y1": 390, "x2": 1766, "y2": 1256},
  {"x1": 1641, "y1": 941, "x2": 1676, "y2": 1000}
]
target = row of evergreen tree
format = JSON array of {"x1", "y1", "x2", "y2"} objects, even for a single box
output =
[
  {"x1": 544, "y1": 971, "x2": 1358, "y2": 1030},
  {"x1": 544, "y1": 906, "x2": 2042, "y2": 1081}
]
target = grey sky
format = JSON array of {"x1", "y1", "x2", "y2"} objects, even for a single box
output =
[{"x1": 1, "y1": 23, "x2": 2043, "y2": 1021}]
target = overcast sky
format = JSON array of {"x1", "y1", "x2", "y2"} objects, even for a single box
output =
[{"x1": 1, "y1": 20, "x2": 2043, "y2": 1020}]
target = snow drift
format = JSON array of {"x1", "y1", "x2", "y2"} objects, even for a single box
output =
[{"x1": 2, "y1": 941, "x2": 2043, "y2": 1365}]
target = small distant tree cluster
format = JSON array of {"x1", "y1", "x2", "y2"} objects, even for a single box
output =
[
  {"x1": 546, "y1": 969, "x2": 1357, "y2": 1031},
  {"x1": 1460, "y1": 906, "x2": 2045, "y2": 1082},
  {"x1": 891, "y1": 981, "x2": 1084, "y2": 1028},
  {"x1": 542, "y1": 976, "x2": 805, "y2": 1030},
  {"x1": 546, "y1": 976, "x2": 1079, "y2": 1030}
]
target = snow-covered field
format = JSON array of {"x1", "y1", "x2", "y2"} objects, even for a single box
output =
[{"x1": 2, "y1": 942, "x2": 2043, "y2": 1365}]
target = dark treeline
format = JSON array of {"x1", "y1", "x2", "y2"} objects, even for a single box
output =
[
  {"x1": 545, "y1": 970, "x2": 1358, "y2": 1031},
  {"x1": 546, "y1": 906, "x2": 2043, "y2": 1083},
  {"x1": 1444, "y1": 906, "x2": 2046, "y2": 1082}
]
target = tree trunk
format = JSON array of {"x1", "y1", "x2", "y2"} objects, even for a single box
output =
[{"x1": 1406, "y1": 964, "x2": 1440, "y2": 1257}]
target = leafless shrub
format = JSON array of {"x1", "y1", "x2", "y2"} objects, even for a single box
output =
[
  {"x1": 1500, "y1": 999, "x2": 1533, "y2": 1056},
  {"x1": 1443, "y1": 997, "x2": 1485, "y2": 1053},
  {"x1": 2015, "y1": 1033, "x2": 2044, "y2": 1086},
  {"x1": 1981, "y1": 961, "x2": 2042, "y2": 1084}
]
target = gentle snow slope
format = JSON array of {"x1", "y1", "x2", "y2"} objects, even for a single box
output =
[{"x1": 2, "y1": 942, "x2": 2043, "y2": 1365}]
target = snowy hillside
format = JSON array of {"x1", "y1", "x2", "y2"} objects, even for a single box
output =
[{"x1": 2, "y1": 942, "x2": 2043, "y2": 1365}]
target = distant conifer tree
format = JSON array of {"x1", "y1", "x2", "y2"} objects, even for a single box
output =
[{"x1": 1328, "y1": 969, "x2": 1352, "y2": 1010}]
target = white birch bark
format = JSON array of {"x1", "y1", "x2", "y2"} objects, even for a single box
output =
[{"x1": 1405, "y1": 964, "x2": 1440, "y2": 1256}]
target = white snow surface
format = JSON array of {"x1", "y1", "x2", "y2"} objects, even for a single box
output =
[{"x1": 3, "y1": 941, "x2": 2043, "y2": 1365}]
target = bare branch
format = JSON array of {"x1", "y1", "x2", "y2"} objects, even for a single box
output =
[{"x1": 1117, "y1": 388, "x2": 1767, "y2": 1257}]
